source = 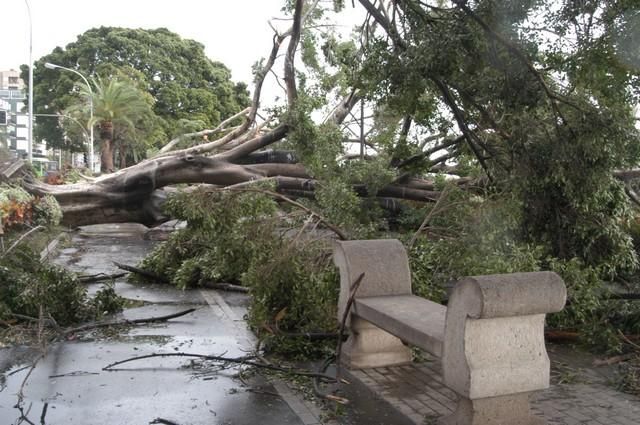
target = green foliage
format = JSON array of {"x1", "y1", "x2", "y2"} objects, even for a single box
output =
[
  {"x1": 406, "y1": 192, "x2": 542, "y2": 301},
  {"x1": 340, "y1": 0, "x2": 640, "y2": 278},
  {"x1": 404, "y1": 187, "x2": 635, "y2": 353},
  {"x1": 545, "y1": 257, "x2": 623, "y2": 352},
  {"x1": 135, "y1": 187, "x2": 341, "y2": 356},
  {"x1": 137, "y1": 187, "x2": 278, "y2": 288},
  {"x1": 0, "y1": 184, "x2": 33, "y2": 205},
  {"x1": 0, "y1": 247, "x2": 123, "y2": 326},
  {"x1": 29, "y1": 27, "x2": 250, "y2": 152},
  {"x1": 244, "y1": 244, "x2": 339, "y2": 356},
  {"x1": 32, "y1": 195, "x2": 63, "y2": 227}
]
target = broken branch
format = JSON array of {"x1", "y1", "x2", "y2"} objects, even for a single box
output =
[{"x1": 102, "y1": 352, "x2": 337, "y2": 382}]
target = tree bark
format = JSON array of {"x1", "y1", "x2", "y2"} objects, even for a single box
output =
[
  {"x1": 100, "y1": 122, "x2": 116, "y2": 173},
  {"x1": 24, "y1": 140, "x2": 445, "y2": 227}
]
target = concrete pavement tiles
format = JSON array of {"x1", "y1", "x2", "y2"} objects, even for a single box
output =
[{"x1": 346, "y1": 357, "x2": 640, "y2": 425}]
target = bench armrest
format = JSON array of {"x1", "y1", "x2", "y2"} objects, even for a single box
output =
[{"x1": 443, "y1": 271, "x2": 567, "y2": 400}]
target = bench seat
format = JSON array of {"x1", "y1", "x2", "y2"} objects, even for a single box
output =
[{"x1": 354, "y1": 295, "x2": 446, "y2": 357}]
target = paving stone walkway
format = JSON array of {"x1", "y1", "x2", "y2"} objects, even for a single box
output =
[{"x1": 347, "y1": 348, "x2": 640, "y2": 425}]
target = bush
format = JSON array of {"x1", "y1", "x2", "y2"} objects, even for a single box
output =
[
  {"x1": 0, "y1": 184, "x2": 34, "y2": 229},
  {"x1": 135, "y1": 187, "x2": 341, "y2": 356},
  {"x1": 0, "y1": 247, "x2": 123, "y2": 326},
  {"x1": 243, "y1": 243, "x2": 339, "y2": 356},
  {"x1": 33, "y1": 195, "x2": 63, "y2": 226},
  {"x1": 0, "y1": 184, "x2": 63, "y2": 230}
]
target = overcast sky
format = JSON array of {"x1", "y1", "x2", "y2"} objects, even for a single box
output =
[{"x1": 3, "y1": 0, "x2": 310, "y2": 85}]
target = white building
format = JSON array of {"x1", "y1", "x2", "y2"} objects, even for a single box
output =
[
  {"x1": 0, "y1": 69, "x2": 24, "y2": 91},
  {"x1": 0, "y1": 69, "x2": 39, "y2": 157}
]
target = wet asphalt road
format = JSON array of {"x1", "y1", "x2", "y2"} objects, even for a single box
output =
[{"x1": 0, "y1": 228, "x2": 303, "y2": 425}]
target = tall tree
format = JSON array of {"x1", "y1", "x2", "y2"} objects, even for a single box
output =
[
  {"x1": 26, "y1": 27, "x2": 250, "y2": 152},
  {"x1": 66, "y1": 76, "x2": 156, "y2": 173},
  {"x1": 22, "y1": 0, "x2": 640, "y2": 276}
]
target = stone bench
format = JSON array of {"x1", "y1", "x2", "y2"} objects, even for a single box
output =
[{"x1": 333, "y1": 239, "x2": 567, "y2": 425}]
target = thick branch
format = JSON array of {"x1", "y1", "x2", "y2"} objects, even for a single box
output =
[
  {"x1": 432, "y1": 78, "x2": 494, "y2": 182},
  {"x1": 217, "y1": 124, "x2": 289, "y2": 162},
  {"x1": 396, "y1": 134, "x2": 464, "y2": 169},
  {"x1": 614, "y1": 169, "x2": 640, "y2": 181},
  {"x1": 284, "y1": 0, "x2": 305, "y2": 106},
  {"x1": 156, "y1": 107, "x2": 250, "y2": 155},
  {"x1": 326, "y1": 89, "x2": 361, "y2": 125}
]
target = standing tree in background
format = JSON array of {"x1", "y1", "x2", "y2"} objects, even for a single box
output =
[
  {"x1": 66, "y1": 76, "x2": 156, "y2": 173},
  {"x1": 25, "y1": 27, "x2": 250, "y2": 153}
]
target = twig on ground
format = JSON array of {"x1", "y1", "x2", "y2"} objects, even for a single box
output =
[
  {"x1": 62, "y1": 308, "x2": 197, "y2": 337},
  {"x1": 48, "y1": 371, "x2": 100, "y2": 378},
  {"x1": 245, "y1": 387, "x2": 281, "y2": 397},
  {"x1": 202, "y1": 282, "x2": 249, "y2": 293},
  {"x1": 39, "y1": 402, "x2": 48, "y2": 425},
  {"x1": 150, "y1": 418, "x2": 181, "y2": 425},
  {"x1": 77, "y1": 272, "x2": 127, "y2": 284},
  {"x1": 619, "y1": 330, "x2": 640, "y2": 351},
  {"x1": 14, "y1": 354, "x2": 44, "y2": 425},
  {"x1": 14, "y1": 401, "x2": 36, "y2": 425},
  {"x1": 102, "y1": 352, "x2": 336, "y2": 382},
  {"x1": 113, "y1": 262, "x2": 168, "y2": 283},
  {"x1": 593, "y1": 353, "x2": 637, "y2": 367}
]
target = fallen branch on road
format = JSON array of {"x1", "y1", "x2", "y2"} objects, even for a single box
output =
[
  {"x1": 77, "y1": 272, "x2": 127, "y2": 284},
  {"x1": 150, "y1": 418, "x2": 181, "y2": 425},
  {"x1": 62, "y1": 308, "x2": 197, "y2": 337},
  {"x1": 113, "y1": 262, "x2": 168, "y2": 283},
  {"x1": 102, "y1": 352, "x2": 337, "y2": 382},
  {"x1": 202, "y1": 282, "x2": 250, "y2": 293}
]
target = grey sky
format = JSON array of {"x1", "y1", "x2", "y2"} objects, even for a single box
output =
[{"x1": 4, "y1": 0, "x2": 288, "y2": 85}]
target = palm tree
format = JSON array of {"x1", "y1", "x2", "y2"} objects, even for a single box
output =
[{"x1": 67, "y1": 76, "x2": 154, "y2": 173}]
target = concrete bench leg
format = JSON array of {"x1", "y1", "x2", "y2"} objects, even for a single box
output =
[
  {"x1": 341, "y1": 316, "x2": 412, "y2": 369},
  {"x1": 441, "y1": 393, "x2": 545, "y2": 425}
]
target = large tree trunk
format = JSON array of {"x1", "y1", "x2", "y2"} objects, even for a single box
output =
[
  {"x1": 24, "y1": 150, "x2": 447, "y2": 227},
  {"x1": 19, "y1": 0, "x2": 475, "y2": 228}
]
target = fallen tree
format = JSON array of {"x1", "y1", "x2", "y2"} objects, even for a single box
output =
[{"x1": 20, "y1": 0, "x2": 640, "y2": 275}]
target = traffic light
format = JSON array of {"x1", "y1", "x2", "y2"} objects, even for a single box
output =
[{"x1": 0, "y1": 110, "x2": 7, "y2": 126}]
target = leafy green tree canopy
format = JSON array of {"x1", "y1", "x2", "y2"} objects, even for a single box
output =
[{"x1": 26, "y1": 27, "x2": 250, "y2": 151}]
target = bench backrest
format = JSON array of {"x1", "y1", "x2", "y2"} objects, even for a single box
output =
[{"x1": 333, "y1": 239, "x2": 412, "y2": 324}]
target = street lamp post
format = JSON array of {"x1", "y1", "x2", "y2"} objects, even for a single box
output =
[
  {"x1": 25, "y1": 0, "x2": 33, "y2": 163},
  {"x1": 44, "y1": 62, "x2": 94, "y2": 172}
]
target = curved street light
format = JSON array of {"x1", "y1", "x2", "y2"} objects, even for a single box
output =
[{"x1": 44, "y1": 62, "x2": 94, "y2": 172}]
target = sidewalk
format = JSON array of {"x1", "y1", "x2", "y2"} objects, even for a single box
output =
[
  {"x1": 5, "y1": 224, "x2": 636, "y2": 424},
  {"x1": 346, "y1": 347, "x2": 640, "y2": 425},
  {"x1": 0, "y1": 226, "x2": 323, "y2": 425}
]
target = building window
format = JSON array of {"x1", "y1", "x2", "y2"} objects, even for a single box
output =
[{"x1": 8, "y1": 77, "x2": 19, "y2": 84}]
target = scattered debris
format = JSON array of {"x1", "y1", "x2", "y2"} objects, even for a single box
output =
[{"x1": 102, "y1": 352, "x2": 337, "y2": 382}]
